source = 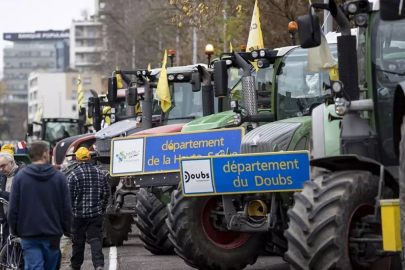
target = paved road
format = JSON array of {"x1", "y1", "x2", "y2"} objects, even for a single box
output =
[{"x1": 61, "y1": 225, "x2": 290, "y2": 270}]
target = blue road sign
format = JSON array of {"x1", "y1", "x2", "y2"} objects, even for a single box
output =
[
  {"x1": 180, "y1": 151, "x2": 310, "y2": 196},
  {"x1": 110, "y1": 127, "x2": 244, "y2": 176}
]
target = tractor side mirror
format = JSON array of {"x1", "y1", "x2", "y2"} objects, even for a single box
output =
[
  {"x1": 27, "y1": 123, "x2": 33, "y2": 136},
  {"x1": 190, "y1": 72, "x2": 202, "y2": 92},
  {"x1": 213, "y1": 60, "x2": 228, "y2": 98},
  {"x1": 87, "y1": 98, "x2": 94, "y2": 118},
  {"x1": 380, "y1": 0, "x2": 405, "y2": 20},
  {"x1": 297, "y1": 12, "x2": 321, "y2": 49},
  {"x1": 108, "y1": 76, "x2": 118, "y2": 105},
  {"x1": 126, "y1": 86, "x2": 138, "y2": 106}
]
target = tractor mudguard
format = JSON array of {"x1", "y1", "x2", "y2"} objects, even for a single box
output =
[
  {"x1": 53, "y1": 133, "x2": 96, "y2": 167},
  {"x1": 393, "y1": 81, "x2": 405, "y2": 157},
  {"x1": 310, "y1": 155, "x2": 399, "y2": 197}
]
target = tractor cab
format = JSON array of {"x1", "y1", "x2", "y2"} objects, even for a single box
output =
[{"x1": 28, "y1": 118, "x2": 86, "y2": 158}]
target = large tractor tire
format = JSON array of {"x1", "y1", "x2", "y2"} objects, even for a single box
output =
[
  {"x1": 102, "y1": 213, "x2": 133, "y2": 247},
  {"x1": 265, "y1": 232, "x2": 288, "y2": 256},
  {"x1": 166, "y1": 185, "x2": 266, "y2": 270},
  {"x1": 399, "y1": 116, "x2": 405, "y2": 269},
  {"x1": 284, "y1": 170, "x2": 400, "y2": 270},
  {"x1": 134, "y1": 187, "x2": 174, "y2": 255}
]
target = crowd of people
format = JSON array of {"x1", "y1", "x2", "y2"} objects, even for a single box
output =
[{"x1": 0, "y1": 142, "x2": 110, "y2": 270}]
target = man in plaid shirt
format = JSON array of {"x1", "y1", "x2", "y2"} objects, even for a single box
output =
[{"x1": 67, "y1": 147, "x2": 110, "y2": 270}]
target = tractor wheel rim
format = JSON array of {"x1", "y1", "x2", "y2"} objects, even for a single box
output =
[
  {"x1": 201, "y1": 196, "x2": 250, "y2": 249},
  {"x1": 347, "y1": 204, "x2": 391, "y2": 270}
]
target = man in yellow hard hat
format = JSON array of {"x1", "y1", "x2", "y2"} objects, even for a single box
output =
[{"x1": 67, "y1": 147, "x2": 110, "y2": 270}]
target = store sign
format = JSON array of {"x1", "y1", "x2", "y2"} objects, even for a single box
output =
[{"x1": 3, "y1": 31, "x2": 70, "y2": 41}]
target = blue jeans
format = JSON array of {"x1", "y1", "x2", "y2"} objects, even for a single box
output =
[{"x1": 20, "y1": 238, "x2": 61, "y2": 270}]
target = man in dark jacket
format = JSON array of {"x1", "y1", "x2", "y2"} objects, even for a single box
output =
[
  {"x1": 7, "y1": 141, "x2": 72, "y2": 270},
  {"x1": 67, "y1": 147, "x2": 110, "y2": 270},
  {"x1": 0, "y1": 150, "x2": 26, "y2": 242}
]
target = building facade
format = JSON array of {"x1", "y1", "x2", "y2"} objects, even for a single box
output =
[
  {"x1": 70, "y1": 19, "x2": 104, "y2": 73},
  {"x1": 27, "y1": 71, "x2": 104, "y2": 124},
  {"x1": 3, "y1": 30, "x2": 70, "y2": 101},
  {"x1": 1, "y1": 30, "x2": 70, "y2": 140}
]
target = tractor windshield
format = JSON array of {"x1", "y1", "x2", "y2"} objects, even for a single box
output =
[
  {"x1": 152, "y1": 82, "x2": 218, "y2": 124},
  {"x1": 222, "y1": 66, "x2": 273, "y2": 111},
  {"x1": 372, "y1": 15, "x2": 405, "y2": 165},
  {"x1": 44, "y1": 122, "x2": 81, "y2": 146},
  {"x1": 275, "y1": 45, "x2": 337, "y2": 120}
]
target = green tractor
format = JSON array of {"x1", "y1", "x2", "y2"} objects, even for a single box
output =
[
  {"x1": 164, "y1": 43, "x2": 340, "y2": 269},
  {"x1": 283, "y1": 0, "x2": 405, "y2": 269}
]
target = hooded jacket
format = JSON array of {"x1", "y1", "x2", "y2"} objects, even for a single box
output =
[{"x1": 7, "y1": 164, "x2": 72, "y2": 239}]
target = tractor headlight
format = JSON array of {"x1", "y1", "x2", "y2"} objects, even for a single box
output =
[
  {"x1": 331, "y1": 80, "x2": 343, "y2": 93},
  {"x1": 230, "y1": 100, "x2": 238, "y2": 108},
  {"x1": 251, "y1": 51, "x2": 258, "y2": 58},
  {"x1": 168, "y1": 75, "x2": 175, "y2": 80},
  {"x1": 335, "y1": 97, "x2": 347, "y2": 116},
  {"x1": 233, "y1": 112, "x2": 241, "y2": 125},
  {"x1": 259, "y1": 50, "x2": 266, "y2": 57},
  {"x1": 176, "y1": 74, "x2": 184, "y2": 80},
  {"x1": 347, "y1": 3, "x2": 358, "y2": 13}
]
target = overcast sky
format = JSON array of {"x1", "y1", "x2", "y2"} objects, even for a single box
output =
[{"x1": 0, "y1": 0, "x2": 95, "y2": 78}]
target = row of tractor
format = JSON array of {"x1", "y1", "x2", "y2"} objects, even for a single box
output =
[{"x1": 19, "y1": 0, "x2": 405, "y2": 269}]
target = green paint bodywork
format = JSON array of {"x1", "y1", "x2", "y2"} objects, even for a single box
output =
[
  {"x1": 181, "y1": 111, "x2": 234, "y2": 132},
  {"x1": 14, "y1": 154, "x2": 31, "y2": 165},
  {"x1": 323, "y1": 105, "x2": 341, "y2": 157}
]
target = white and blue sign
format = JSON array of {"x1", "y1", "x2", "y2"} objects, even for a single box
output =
[
  {"x1": 180, "y1": 151, "x2": 310, "y2": 196},
  {"x1": 110, "y1": 127, "x2": 244, "y2": 176}
]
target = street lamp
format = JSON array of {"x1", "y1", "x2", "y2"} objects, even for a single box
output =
[
  {"x1": 288, "y1": 21, "x2": 298, "y2": 45},
  {"x1": 168, "y1": 49, "x2": 175, "y2": 67},
  {"x1": 205, "y1": 44, "x2": 214, "y2": 67}
]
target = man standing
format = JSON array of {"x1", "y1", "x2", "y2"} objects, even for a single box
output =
[
  {"x1": 0, "y1": 148, "x2": 27, "y2": 242},
  {"x1": 67, "y1": 147, "x2": 110, "y2": 270},
  {"x1": 7, "y1": 141, "x2": 72, "y2": 270}
]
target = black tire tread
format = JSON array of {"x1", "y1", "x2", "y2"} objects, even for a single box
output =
[
  {"x1": 166, "y1": 185, "x2": 265, "y2": 270},
  {"x1": 284, "y1": 170, "x2": 382, "y2": 270},
  {"x1": 102, "y1": 214, "x2": 133, "y2": 247},
  {"x1": 134, "y1": 187, "x2": 174, "y2": 255}
]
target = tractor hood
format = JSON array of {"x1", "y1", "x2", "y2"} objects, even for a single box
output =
[
  {"x1": 181, "y1": 111, "x2": 234, "y2": 132},
  {"x1": 95, "y1": 118, "x2": 141, "y2": 140},
  {"x1": 130, "y1": 123, "x2": 186, "y2": 136}
]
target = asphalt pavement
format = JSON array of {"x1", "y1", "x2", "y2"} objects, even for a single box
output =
[{"x1": 61, "y1": 225, "x2": 290, "y2": 270}]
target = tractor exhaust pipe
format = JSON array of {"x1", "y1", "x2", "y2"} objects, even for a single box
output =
[
  {"x1": 234, "y1": 52, "x2": 258, "y2": 120},
  {"x1": 141, "y1": 76, "x2": 153, "y2": 129},
  {"x1": 197, "y1": 65, "x2": 215, "y2": 116},
  {"x1": 329, "y1": 0, "x2": 359, "y2": 101}
]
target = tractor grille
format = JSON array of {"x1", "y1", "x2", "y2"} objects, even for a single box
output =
[
  {"x1": 241, "y1": 122, "x2": 302, "y2": 154},
  {"x1": 95, "y1": 139, "x2": 112, "y2": 156},
  {"x1": 94, "y1": 119, "x2": 142, "y2": 157}
]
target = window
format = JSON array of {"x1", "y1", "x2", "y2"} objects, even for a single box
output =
[
  {"x1": 40, "y1": 51, "x2": 52, "y2": 57},
  {"x1": 71, "y1": 90, "x2": 77, "y2": 99},
  {"x1": 87, "y1": 40, "x2": 95, "y2": 47},
  {"x1": 86, "y1": 27, "x2": 96, "y2": 37},
  {"x1": 72, "y1": 105, "x2": 77, "y2": 111},
  {"x1": 72, "y1": 77, "x2": 77, "y2": 85},
  {"x1": 83, "y1": 77, "x2": 91, "y2": 85}
]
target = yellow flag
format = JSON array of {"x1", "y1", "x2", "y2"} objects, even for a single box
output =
[
  {"x1": 156, "y1": 50, "x2": 171, "y2": 112},
  {"x1": 230, "y1": 42, "x2": 233, "y2": 52},
  {"x1": 116, "y1": 68, "x2": 123, "y2": 89},
  {"x1": 246, "y1": 0, "x2": 264, "y2": 71},
  {"x1": 77, "y1": 75, "x2": 83, "y2": 113},
  {"x1": 147, "y1": 63, "x2": 151, "y2": 71}
]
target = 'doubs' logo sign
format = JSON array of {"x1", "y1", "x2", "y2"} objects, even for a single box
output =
[{"x1": 184, "y1": 171, "x2": 210, "y2": 183}]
